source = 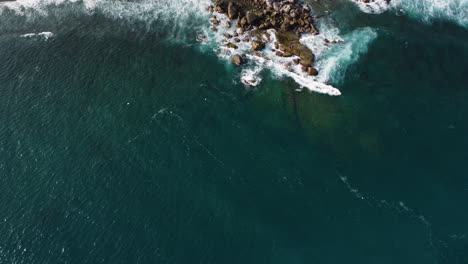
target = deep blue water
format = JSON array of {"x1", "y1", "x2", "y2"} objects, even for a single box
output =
[{"x1": 0, "y1": 0, "x2": 467, "y2": 263}]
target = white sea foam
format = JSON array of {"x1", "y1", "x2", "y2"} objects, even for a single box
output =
[
  {"x1": 1, "y1": 0, "x2": 95, "y2": 15},
  {"x1": 350, "y1": 0, "x2": 392, "y2": 14},
  {"x1": 241, "y1": 66, "x2": 263, "y2": 87},
  {"x1": 350, "y1": 0, "x2": 468, "y2": 28},
  {"x1": 201, "y1": 12, "x2": 343, "y2": 96},
  {"x1": 2, "y1": 0, "x2": 211, "y2": 28},
  {"x1": 199, "y1": 6, "x2": 382, "y2": 96},
  {"x1": 21, "y1": 31, "x2": 54, "y2": 40},
  {"x1": 1, "y1": 0, "x2": 375, "y2": 96},
  {"x1": 314, "y1": 27, "x2": 378, "y2": 85},
  {"x1": 395, "y1": 0, "x2": 468, "y2": 27}
]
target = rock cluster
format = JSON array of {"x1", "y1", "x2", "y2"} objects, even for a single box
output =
[
  {"x1": 275, "y1": 30, "x2": 316, "y2": 74},
  {"x1": 208, "y1": 0, "x2": 325, "y2": 76},
  {"x1": 210, "y1": 0, "x2": 318, "y2": 37}
]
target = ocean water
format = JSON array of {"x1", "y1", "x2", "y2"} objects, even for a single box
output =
[{"x1": 0, "y1": 0, "x2": 467, "y2": 263}]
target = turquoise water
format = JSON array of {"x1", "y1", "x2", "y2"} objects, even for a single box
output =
[{"x1": 0, "y1": 0, "x2": 467, "y2": 263}]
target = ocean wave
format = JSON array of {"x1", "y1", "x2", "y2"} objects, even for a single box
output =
[
  {"x1": 21, "y1": 31, "x2": 54, "y2": 40},
  {"x1": 394, "y1": 0, "x2": 468, "y2": 27},
  {"x1": 314, "y1": 27, "x2": 378, "y2": 85},
  {"x1": 349, "y1": 0, "x2": 392, "y2": 14},
  {"x1": 200, "y1": 9, "x2": 377, "y2": 96},
  {"x1": 1, "y1": 0, "x2": 375, "y2": 96},
  {"x1": 350, "y1": 0, "x2": 468, "y2": 28},
  {"x1": 1, "y1": 0, "x2": 211, "y2": 39},
  {"x1": 200, "y1": 10, "x2": 342, "y2": 96}
]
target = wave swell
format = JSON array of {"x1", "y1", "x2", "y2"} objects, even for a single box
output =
[
  {"x1": 1, "y1": 0, "x2": 379, "y2": 95},
  {"x1": 351, "y1": 0, "x2": 468, "y2": 28}
]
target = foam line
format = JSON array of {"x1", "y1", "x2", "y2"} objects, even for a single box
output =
[
  {"x1": 21, "y1": 31, "x2": 54, "y2": 40},
  {"x1": 350, "y1": 0, "x2": 468, "y2": 28}
]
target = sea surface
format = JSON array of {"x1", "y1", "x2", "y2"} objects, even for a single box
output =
[{"x1": 0, "y1": 0, "x2": 467, "y2": 263}]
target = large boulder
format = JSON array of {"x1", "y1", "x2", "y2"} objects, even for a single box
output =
[
  {"x1": 307, "y1": 67, "x2": 319, "y2": 76},
  {"x1": 251, "y1": 40, "x2": 265, "y2": 51},
  {"x1": 299, "y1": 50, "x2": 315, "y2": 67},
  {"x1": 227, "y1": 2, "x2": 238, "y2": 19},
  {"x1": 246, "y1": 11, "x2": 259, "y2": 25},
  {"x1": 240, "y1": 17, "x2": 248, "y2": 26},
  {"x1": 214, "y1": 0, "x2": 228, "y2": 13},
  {"x1": 226, "y1": 42, "x2": 238, "y2": 49},
  {"x1": 231, "y1": 54, "x2": 245, "y2": 66}
]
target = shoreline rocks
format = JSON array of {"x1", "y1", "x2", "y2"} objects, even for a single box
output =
[
  {"x1": 213, "y1": 0, "x2": 319, "y2": 37},
  {"x1": 231, "y1": 54, "x2": 246, "y2": 66},
  {"x1": 208, "y1": 0, "x2": 328, "y2": 78}
]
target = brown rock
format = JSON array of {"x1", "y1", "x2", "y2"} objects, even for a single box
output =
[
  {"x1": 223, "y1": 33, "x2": 232, "y2": 38},
  {"x1": 252, "y1": 40, "x2": 265, "y2": 51},
  {"x1": 281, "y1": 22, "x2": 290, "y2": 31},
  {"x1": 307, "y1": 67, "x2": 319, "y2": 76},
  {"x1": 227, "y1": 2, "x2": 238, "y2": 19},
  {"x1": 226, "y1": 42, "x2": 238, "y2": 49},
  {"x1": 246, "y1": 11, "x2": 259, "y2": 25},
  {"x1": 214, "y1": 0, "x2": 227, "y2": 13},
  {"x1": 231, "y1": 54, "x2": 245, "y2": 66},
  {"x1": 240, "y1": 17, "x2": 248, "y2": 26}
]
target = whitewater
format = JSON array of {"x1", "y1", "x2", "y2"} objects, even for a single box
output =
[
  {"x1": 2, "y1": 0, "x2": 466, "y2": 95},
  {"x1": 351, "y1": 0, "x2": 468, "y2": 28}
]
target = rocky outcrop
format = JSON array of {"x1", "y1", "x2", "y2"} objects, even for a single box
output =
[
  {"x1": 246, "y1": 11, "x2": 259, "y2": 25},
  {"x1": 276, "y1": 31, "x2": 314, "y2": 67},
  {"x1": 227, "y1": 2, "x2": 238, "y2": 19},
  {"x1": 226, "y1": 42, "x2": 239, "y2": 49},
  {"x1": 209, "y1": 0, "x2": 325, "y2": 75},
  {"x1": 213, "y1": 0, "x2": 318, "y2": 37},
  {"x1": 251, "y1": 40, "x2": 265, "y2": 51},
  {"x1": 231, "y1": 54, "x2": 245, "y2": 66}
]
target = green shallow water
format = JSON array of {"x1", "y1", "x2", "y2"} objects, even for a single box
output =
[{"x1": 0, "y1": 1, "x2": 467, "y2": 263}]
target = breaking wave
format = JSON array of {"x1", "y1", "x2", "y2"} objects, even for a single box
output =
[
  {"x1": 394, "y1": 0, "x2": 468, "y2": 27},
  {"x1": 314, "y1": 27, "x2": 378, "y2": 85},
  {"x1": 1, "y1": 0, "x2": 211, "y2": 40},
  {"x1": 350, "y1": 0, "x2": 468, "y2": 28},
  {"x1": 199, "y1": 7, "x2": 379, "y2": 95},
  {"x1": 0, "y1": 0, "x2": 378, "y2": 95},
  {"x1": 21, "y1": 31, "x2": 54, "y2": 40}
]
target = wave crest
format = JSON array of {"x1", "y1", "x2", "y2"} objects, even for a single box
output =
[{"x1": 350, "y1": 0, "x2": 468, "y2": 28}]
